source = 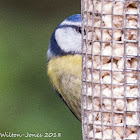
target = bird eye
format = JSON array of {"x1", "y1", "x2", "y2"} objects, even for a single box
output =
[
  {"x1": 75, "y1": 27, "x2": 82, "y2": 34},
  {"x1": 75, "y1": 27, "x2": 86, "y2": 35}
]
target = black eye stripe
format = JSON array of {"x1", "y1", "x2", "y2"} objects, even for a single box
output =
[{"x1": 57, "y1": 25, "x2": 82, "y2": 32}]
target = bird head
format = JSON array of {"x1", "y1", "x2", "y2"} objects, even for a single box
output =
[{"x1": 47, "y1": 14, "x2": 82, "y2": 61}]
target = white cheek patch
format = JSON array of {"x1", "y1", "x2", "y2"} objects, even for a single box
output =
[{"x1": 55, "y1": 27, "x2": 82, "y2": 54}]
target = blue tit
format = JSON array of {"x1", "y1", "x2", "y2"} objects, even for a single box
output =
[{"x1": 47, "y1": 14, "x2": 82, "y2": 120}]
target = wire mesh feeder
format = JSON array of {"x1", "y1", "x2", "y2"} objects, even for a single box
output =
[{"x1": 81, "y1": 0, "x2": 140, "y2": 139}]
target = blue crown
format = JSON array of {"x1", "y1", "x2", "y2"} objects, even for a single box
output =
[{"x1": 66, "y1": 14, "x2": 81, "y2": 22}]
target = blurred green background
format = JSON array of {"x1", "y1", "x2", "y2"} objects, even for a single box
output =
[{"x1": 0, "y1": 0, "x2": 82, "y2": 139}]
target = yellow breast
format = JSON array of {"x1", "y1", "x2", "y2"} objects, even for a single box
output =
[{"x1": 47, "y1": 54, "x2": 82, "y2": 120}]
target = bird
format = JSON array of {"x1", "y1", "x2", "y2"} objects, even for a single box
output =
[{"x1": 47, "y1": 14, "x2": 82, "y2": 120}]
